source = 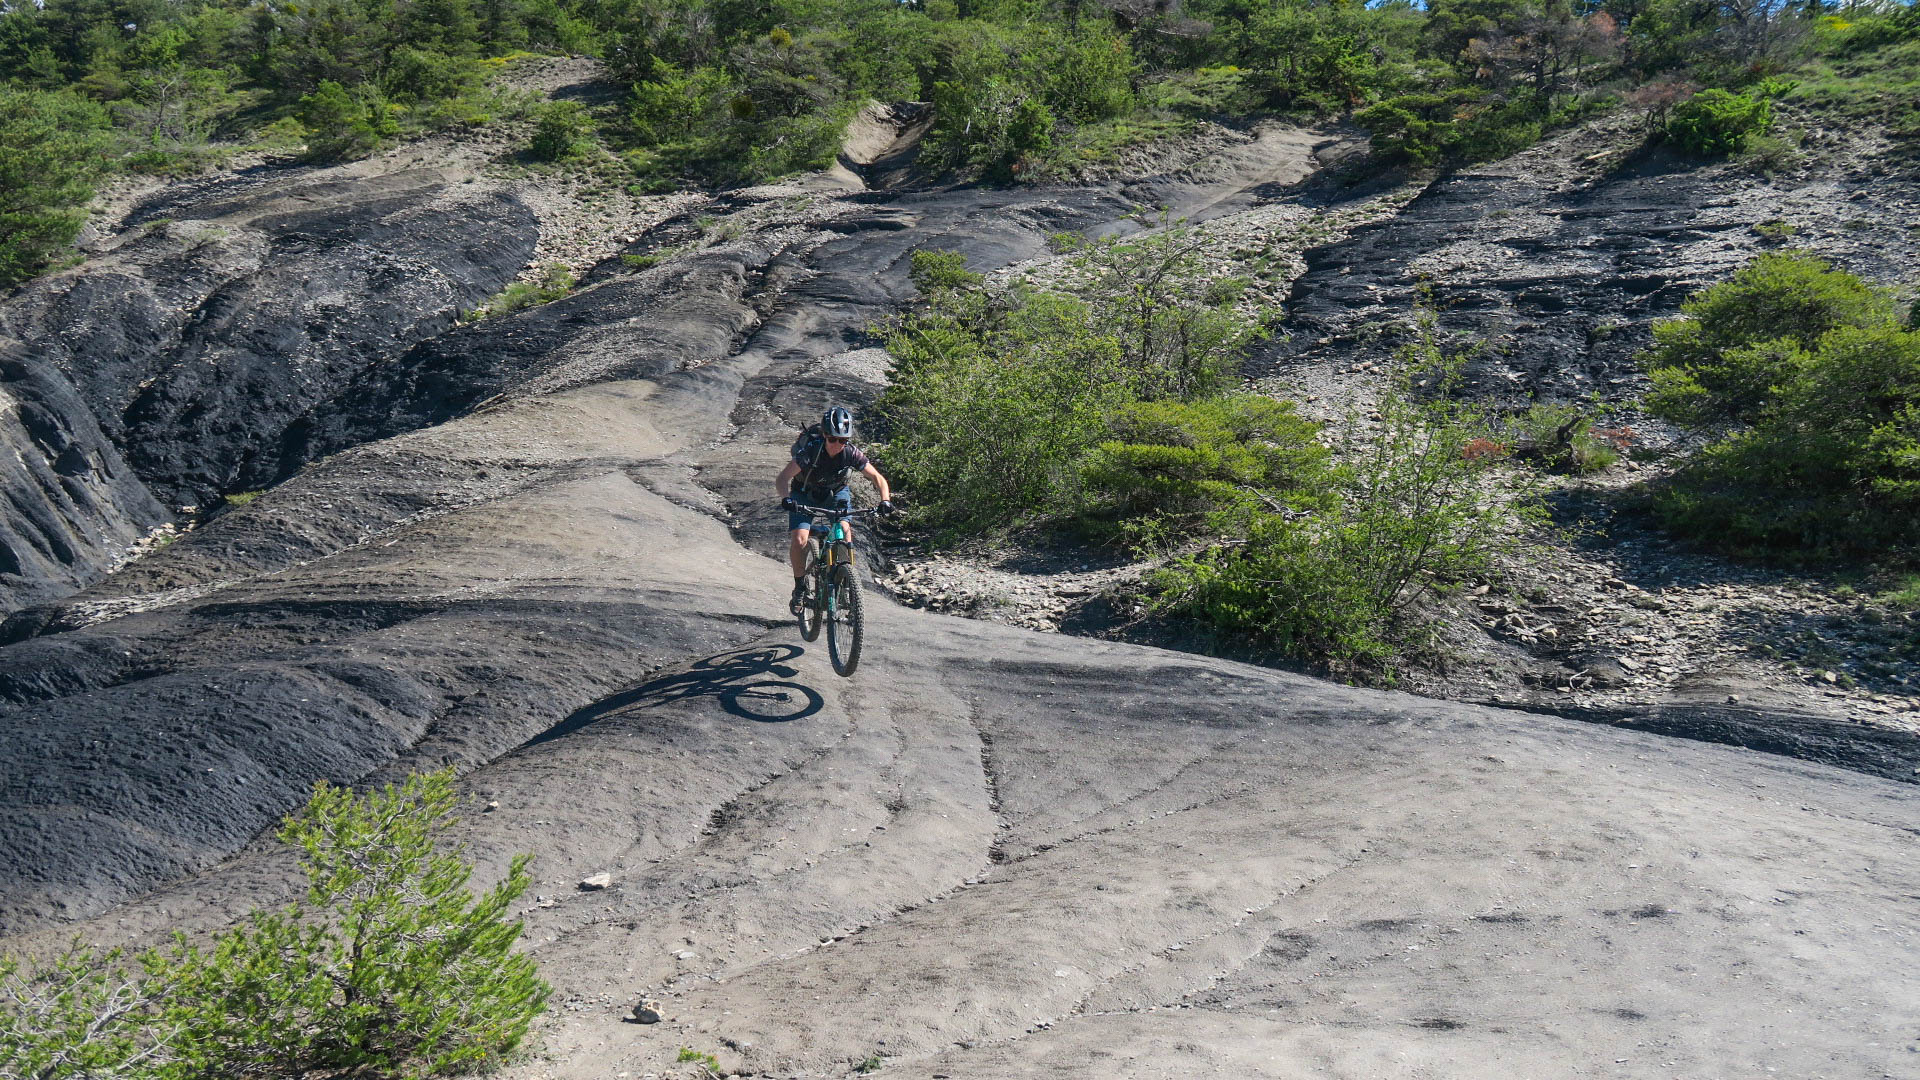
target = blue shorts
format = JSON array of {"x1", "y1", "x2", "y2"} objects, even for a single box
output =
[{"x1": 788, "y1": 488, "x2": 851, "y2": 532}]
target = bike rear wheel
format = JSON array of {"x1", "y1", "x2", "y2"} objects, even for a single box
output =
[
  {"x1": 798, "y1": 539, "x2": 823, "y2": 642},
  {"x1": 826, "y1": 563, "x2": 863, "y2": 677}
]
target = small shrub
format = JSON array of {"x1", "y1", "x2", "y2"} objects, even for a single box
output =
[
  {"x1": 0, "y1": 942, "x2": 172, "y2": 1080},
  {"x1": 1645, "y1": 257, "x2": 1920, "y2": 560},
  {"x1": 906, "y1": 249, "x2": 983, "y2": 294},
  {"x1": 1665, "y1": 88, "x2": 1772, "y2": 155},
  {"x1": 529, "y1": 100, "x2": 591, "y2": 161},
  {"x1": 678, "y1": 1046, "x2": 722, "y2": 1076},
  {"x1": 0, "y1": 771, "x2": 546, "y2": 1080},
  {"x1": 1151, "y1": 316, "x2": 1545, "y2": 672},
  {"x1": 1642, "y1": 251, "x2": 1895, "y2": 427},
  {"x1": 156, "y1": 770, "x2": 548, "y2": 1078},
  {"x1": 621, "y1": 252, "x2": 662, "y2": 270},
  {"x1": 1589, "y1": 318, "x2": 1626, "y2": 341},
  {"x1": 1079, "y1": 396, "x2": 1331, "y2": 537},
  {"x1": 297, "y1": 80, "x2": 400, "y2": 161},
  {"x1": 1510, "y1": 401, "x2": 1619, "y2": 474},
  {"x1": 223, "y1": 489, "x2": 264, "y2": 508},
  {"x1": 478, "y1": 264, "x2": 576, "y2": 317}
]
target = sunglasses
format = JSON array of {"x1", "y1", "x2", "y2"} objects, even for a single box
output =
[{"x1": 825, "y1": 436, "x2": 848, "y2": 446}]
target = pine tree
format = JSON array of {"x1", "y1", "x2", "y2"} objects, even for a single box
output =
[
  {"x1": 0, "y1": 86, "x2": 113, "y2": 287},
  {"x1": 155, "y1": 770, "x2": 550, "y2": 1077}
]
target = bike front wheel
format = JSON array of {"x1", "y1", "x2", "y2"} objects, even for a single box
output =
[
  {"x1": 798, "y1": 541, "x2": 824, "y2": 642},
  {"x1": 825, "y1": 563, "x2": 863, "y2": 677}
]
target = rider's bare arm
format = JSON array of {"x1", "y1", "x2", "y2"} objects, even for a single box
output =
[
  {"x1": 862, "y1": 463, "x2": 891, "y2": 503},
  {"x1": 775, "y1": 460, "x2": 801, "y2": 499}
]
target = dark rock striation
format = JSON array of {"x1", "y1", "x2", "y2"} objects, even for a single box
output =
[
  {"x1": 0, "y1": 167, "x2": 536, "y2": 614},
  {"x1": 0, "y1": 343, "x2": 168, "y2": 610},
  {"x1": 1252, "y1": 121, "x2": 1920, "y2": 414}
]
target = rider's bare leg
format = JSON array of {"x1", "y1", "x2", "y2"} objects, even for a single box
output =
[{"x1": 788, "y1": 528, "x2": 812, "y2": 577}]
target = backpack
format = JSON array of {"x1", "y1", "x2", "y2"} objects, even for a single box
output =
[{"x1": 791, "y1": 424, "x2": 855, "y2": 496}]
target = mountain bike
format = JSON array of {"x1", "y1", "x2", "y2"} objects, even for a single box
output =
[{"x1": 792, "y1": 504, "x2": 880, "y2": 677}]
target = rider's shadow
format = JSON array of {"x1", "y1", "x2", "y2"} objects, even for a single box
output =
[{"x1": 523, "y1": 645, "x2": 825, "y2": 748}]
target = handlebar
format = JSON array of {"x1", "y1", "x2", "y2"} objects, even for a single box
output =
[{"x1": 790, "y1": 503, "x2": 883, "y2": 517}]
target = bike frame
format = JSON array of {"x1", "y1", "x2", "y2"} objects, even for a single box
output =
[
  {"x1": 792, "y1": 503, "x2": 878, "y2": 675},
  {"x1": 796, "y1": 504, "x2": 877, "y2": 579},
  {"x1": 815, "y1": 516, "x2": 852, "y2": 567}
]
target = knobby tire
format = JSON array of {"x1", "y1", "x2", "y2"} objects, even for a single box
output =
[
  {"x1": 826, "y1": 563, "x2": 863, "y2": 677},
  {"x1": 798, "y1": 538, "x2": 823, "y2": 642}
]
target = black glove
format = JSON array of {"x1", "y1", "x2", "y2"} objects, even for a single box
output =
[
  {"x1": 878, "y1": 499, "x2": 897, "y2": 517},
  {"x1": 780, "y1": 496, "x2": 799, "y2": 512}
]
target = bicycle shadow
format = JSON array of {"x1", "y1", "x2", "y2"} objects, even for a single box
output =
[{"x1": 523, "y1": 645, "x2": 825, "y2": 748}]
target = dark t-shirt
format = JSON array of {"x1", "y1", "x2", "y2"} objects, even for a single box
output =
[{"x1": 791, "y1": 434, "x2": 870, "y2": 498}]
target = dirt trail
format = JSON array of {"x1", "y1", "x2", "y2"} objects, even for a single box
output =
[{"x1": 2, "y1": 120, "x2": 1917, "y2": 1080}]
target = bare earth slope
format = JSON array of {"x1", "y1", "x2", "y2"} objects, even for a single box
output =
[{"x1": 1, "y1": 114, "x2": 1917, "y2": 1080}]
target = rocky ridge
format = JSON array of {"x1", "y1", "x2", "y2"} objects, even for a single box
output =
[{"x1": 869, "y1": 109, "x2": 1920, "y2": 757}]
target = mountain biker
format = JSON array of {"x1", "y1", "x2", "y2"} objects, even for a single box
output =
[{"x1": 776, "y1": 406, "x2": 894, "y2": 615}]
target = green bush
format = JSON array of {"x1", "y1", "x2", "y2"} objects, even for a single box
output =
[
  {"x1": 1644, "y1": 257, "x2": 1920, "y2": 560},
  {"x1": 1643, "y1": 251, "x2": 1896, "y2": 427},
  {"x1": 618, "y1": 45, "x2": 851, "y2": 185},
  {"x1": 1354, "y1": 91, "x2": 1472, "y2": 167},
  {"x1": 1151, "y1": 349, "x2": 1537, "y2": 671},
  {"x1": 0, "y1": 86, "x2": 114, "y2": 287},
  {"x1": 906, "y1": 248, "x2": 983, "y2": 294},
  {"x1": 1655, "y1": 324, "x2": 1920, "y2": 558},
  {"x1": 1354, "y1": 88, "x2": 1544, "y2": 168},
  {"x1": 1510, "y1": 401, "x2": 1619, "y2": 474},
  {"x1": 1080, "y1": 396, "x2": 1330, "y2": 533},
  {"x1": 1044, "y1": 32, "x2": 1137, "y2": 124},
  {"x1": 880, "y1": 286, "x2": 1134, "y2": 530},
  {"x1": 529, "y1": 100, "x2": 591, "y2": 161},
  {"x1": 1052, "y1": 221, "x2": 1265, "y2": 401},
  {"x1": 478, "y1": 264, "x2": 576, "y2": 317},
  {"x1": 926, "y1": 74, "x2": 1056, "y2": 182},
  {"x1": 385, "y1": 49, "x2": 490, "y2": 114},
  {"x1": 1138, "y1": 67, "x2": 1255, "y2": 116},
  {"x1": 298, "y1": 80, "x2": 401, "y2": 161},
  {"x1": 157, "y1": 771, "x2": 547, "y2": 1078},
  {"x1": 1665, "y1": 88, "x2": 1772, "y2": 155},
  {"x1": 0, "y1": 770, "x2": 546, "y2": 1080},
  {"x1": 0, "y1": 942, "x2": 170, "y2": 1080},
  {"x1": 879, "y1": 227, "x2": 1268, "y2": 528}
]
